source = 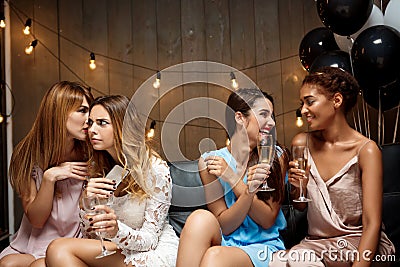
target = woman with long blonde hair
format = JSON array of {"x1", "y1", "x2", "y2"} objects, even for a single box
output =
[
  {"x1": 46, "y1": 95, "x2": 179, "y2": 267},
  {"x1": 0, "y1": 81, "x2": 94, "y2": 267}
]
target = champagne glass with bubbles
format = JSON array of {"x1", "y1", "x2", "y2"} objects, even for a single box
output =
[
  {"x1": 292, "y1": 146, "x2": 311, "y2": 202},
  {"x1": 257, "y1": 130, "x2": 275, "y2": 191},
  {"x1": 82, "y1": 194, "x2": 116, "y2": 259}
]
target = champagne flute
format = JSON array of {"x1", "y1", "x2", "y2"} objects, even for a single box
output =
[
  {"x1": 292, "y1": 145, "x2": 311, "y2": 202},
  {"x1": 81, "y1": 194, "x2": 116, "y2": 259},
  {"x1": 257, "y1": 130, "x2": 275, "y2": 191}
]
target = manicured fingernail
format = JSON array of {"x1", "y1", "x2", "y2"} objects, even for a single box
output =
[
  {"x1": 89, "y1": 223, "x2": 93, "y2": 226},
  {"x1": 113, "y1": 185, "x2": 117, "y2": 190},
  {"x1": 89, "y1": 218, "x2": 93, "y2": 222},
  {"x1": 90, "y1": 207, "x2": 95, "y2": 210},
  {"x1": 112, "y1": 180, "x2": 116, "y2": 184}
]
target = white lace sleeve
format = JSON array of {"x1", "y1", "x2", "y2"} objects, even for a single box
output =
[{"x1": 109, "y1": 159, "x2": 172, "y2": 252}]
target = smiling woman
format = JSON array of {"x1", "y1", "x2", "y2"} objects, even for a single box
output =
[
  {"x1": 176, "y1": 88, "x2": 289, "y2": 267},
  {"x1": 271, "y1": 67, "x2": 396, "y2": 267},
  {"x1": 0, "y1": 81, "x2": 94, "y2": 267}
]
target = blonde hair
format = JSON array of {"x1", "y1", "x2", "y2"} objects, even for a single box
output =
[
  {"x1": 88, "y1": 96, "x2": 155, "y2": 199},
  {"x1": 9, "y1": 81, "x2": 94, "y2": 197}
]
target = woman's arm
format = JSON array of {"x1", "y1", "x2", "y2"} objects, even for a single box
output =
[
  {"x1": 199, "y1": 157, "x2": 252, "y2": 235},
  {"x1": 24, "y1": 162, "x2": 88, "y2": 228},
  {"x1": 199, "y1": 157, "x2": 280, "y2": 234},
  {"x1": 107, "y1": 160, "x2": 172, "y2": 251},
  {"x1": 352, "y1": 142, "x2": 382, "y2": 267}
]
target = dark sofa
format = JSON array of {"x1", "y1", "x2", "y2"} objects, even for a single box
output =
[{"x1": 167, "y1": 145, "x2": 400, "y2": 266}]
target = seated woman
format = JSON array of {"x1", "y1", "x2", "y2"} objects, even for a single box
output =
[
  {"x1": 0, "y1": 81, "x2": 93, "y2": 267},
  {"x1": 176, "y1": 88, "x2": 289, "y2": 267},
  {"x1": 273, "y1": 67, "x2": 395, "y2": 267},
  {"x1": 45, "y1": 95, "x2": 179, "y2": 267}
]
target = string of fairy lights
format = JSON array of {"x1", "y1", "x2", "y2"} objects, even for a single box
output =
[{"x1": 1, "y1": 0, "x2": 304, "y2": 133}]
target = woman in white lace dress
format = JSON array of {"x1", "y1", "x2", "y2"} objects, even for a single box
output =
[{"x1": 46, "y1": 95, "x2": 179, "y2": 267}]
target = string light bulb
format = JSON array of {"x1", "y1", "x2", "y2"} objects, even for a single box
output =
[
  {"x1": 296, "y1": 108, "x2": 304, "y2": 127},
  {"x1": 0, "y1": 114, "x2": 4, "y2": 124},
  {"x1": 153, "y1": 71, "x2": 161, "y2": 89},
  {"x1": 25, "y1": 39, "x2": 38, "y2": 55},
  {"x1": 23, "y1": 18, "x2": 32, "y2": 35},
  {"x1": 0, "y1": 13, "x2": 5, "y2": 28},
  {"x1": 226, "y1": 138, "x2": 230, "y2": 146},
  {"x1": 230, "y1": 72, "x2": 239, "y2": 89},
  {"x1": 89, "y1": 52, "x2": 96, "y2": 70},
  {"x1": 147, "y1": 120, "x2": 156, "y2": 139}
]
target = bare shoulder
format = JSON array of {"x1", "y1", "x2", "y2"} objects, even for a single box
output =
[{"x1": 359, "y1": 138, "x2": 381, "y2": 157}]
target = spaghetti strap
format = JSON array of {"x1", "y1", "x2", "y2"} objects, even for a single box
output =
[{"x1": 357, "y1": 139, "x2": 373, "y2": 156}]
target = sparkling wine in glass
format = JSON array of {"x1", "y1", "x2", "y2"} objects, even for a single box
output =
[
  {"x1": 292, "y1": 145, "x2": 311, "y2": 203},
  {"x1": 81, "y1": 194, "x2": 116, "y2": 259},
  {"x1": 257, "y1": 131, "x2": 275, "y2": 192}
]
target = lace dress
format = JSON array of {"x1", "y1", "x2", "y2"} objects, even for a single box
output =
[{"x1": 81, "y1": 157, "x2": 179, "y2": 267}]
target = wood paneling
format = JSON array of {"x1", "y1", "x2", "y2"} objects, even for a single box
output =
[
  {"x1": 107, "y1": 0, "x2": 133, "y2": 97},
  {"x1": 10, "y1": 0, "x2": 397, "y2": 163}
]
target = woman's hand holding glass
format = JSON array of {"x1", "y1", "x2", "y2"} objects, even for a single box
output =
[
  {"x1": 81, "y1": 194, "x2": 117, "y2": 258},
  {"x1": 289, "y1": 146, "x2": 311, "y2": 202},
  {"x1": 247, "y1": 163, "x2": 271, "y2": 193}
]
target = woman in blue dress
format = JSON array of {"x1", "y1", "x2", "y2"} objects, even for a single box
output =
[{"x1": 176, "y1": 88, "x2": 289, "y2": 267}]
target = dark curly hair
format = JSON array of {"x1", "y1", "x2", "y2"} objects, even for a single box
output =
[{"x1": 303, "y1": 67, "x2": 360, "y2": 114}]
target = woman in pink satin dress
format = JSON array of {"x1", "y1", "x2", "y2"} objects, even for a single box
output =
[
  {"x1": 0, "y1": 81, "x2": 93, "y2": 267},
  {"x1": 271, "y1": 67, "x2": 395, "y2": 267}
]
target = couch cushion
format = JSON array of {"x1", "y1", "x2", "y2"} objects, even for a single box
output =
[{"x1": 167, "y1": 160, "x2": 207, "y2": 236}]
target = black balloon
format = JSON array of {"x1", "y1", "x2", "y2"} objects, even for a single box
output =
[
  {"x1": 309, "y1": 50, "x2": 352, "y2": 74},
  {"x1": 316, "y1": 0, "x2": 373, "y2": 36},
  {"x1": 299, "y1": 27, "x2": 340, "y2": 71},
  {"x1": 362, "y1": 80, "x2": 400, "y2": 111},
  {"x1": 352, "y1": 25, "x2": 400, "y2": 90}
]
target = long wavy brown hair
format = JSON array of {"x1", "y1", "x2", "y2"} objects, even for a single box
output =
[{"x1": 9, "y1": 81, "x2": 94, "y2": 197}]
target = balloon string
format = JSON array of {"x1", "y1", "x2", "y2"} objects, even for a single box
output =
[
  {"x1": 357, "y1": 101, "x2": 362, "y2": 135},
  {"x1": 362, "y1": 96, "x2": 368, "y2": 138},
  {"x1": 348, "y1": 37, "x2": 355, "y2": 76},
  {"x1": 378, "y1": 90, "x2": 382, "y2": 145},
  {"x1": 394, "y1": 102, "x2": 399, "y2": 143},
  {"x1": 353, "y1": 110, "x2": 358, "y2": 132},
  {"x1": 365, "y1": 99, "x2": 371, "y2": 139}
]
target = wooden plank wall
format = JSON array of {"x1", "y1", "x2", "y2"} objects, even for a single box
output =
[{"x1": 8, "y1": 0, "x2": 398, "y2": 163}]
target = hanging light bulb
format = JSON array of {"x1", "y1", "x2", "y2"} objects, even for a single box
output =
[
  {"x1": 296, "y1": 108, "x2": 304, "y2": 127},
  {"x1": 153, "y1": 71, "x2": 161, "y2": 89},
  {"x1": 146, "y1": 120, "x2": 156, "y2": 139},
  {"x1": 23, "y1": 18, "x2": 32, "y2": 35},
  {"x1": 225, "y1": 138, "x2": 230, "y2": 146},
  {"x1": 230, "y1": 72, "x2": 239, "y2": 89},
  {"x1": 0, "y1": 114, "x2": 4, "y2": 124},
  {"x1": 89, "y1": 52, "x2": 96, "y2": 70},
  {"x1": 0, "y1": 13, "x2": 5, "y2": 28},
  {"x1": 25, "y1": 39, "x2": 38, "y2": 55}
]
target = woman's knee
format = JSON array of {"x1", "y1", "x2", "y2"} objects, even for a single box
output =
[
  {"x1": 182, "y1": 209, "x2": 219, "y2": 234},
  {"x1": 201, "y1": 246, "x2": 225, "y2": 265},
  {"x1": 46, "y1": 238, "x2": 74, "y2": 262},
  {"x1": 0, "y1": 254, "x2": 35, "y2": 267}
]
